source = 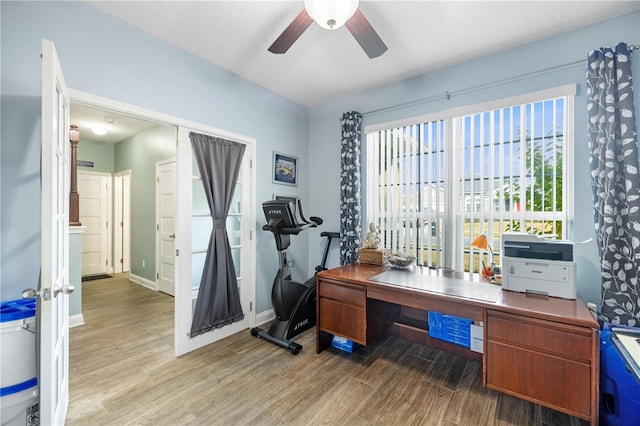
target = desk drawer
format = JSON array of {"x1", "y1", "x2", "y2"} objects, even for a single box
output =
[
  {"x1": 487, "y1": 311, "x2": 591, "y2": 360},
  {"x1": 486, "y1": 340, "x2": 591, "y2": 418},
  {"x1": 318, "y1": 298, "x2": 366, "y2": 344},
  {"x1": 318, "y1": 280, "x2": 365, "y2": 307}
]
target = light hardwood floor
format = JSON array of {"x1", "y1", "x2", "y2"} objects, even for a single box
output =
[{"x1": 68, "y1": 274, "x2": 585, "y2": 425}]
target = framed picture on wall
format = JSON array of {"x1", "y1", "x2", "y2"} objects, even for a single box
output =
[{"x1": 272, "y1": 151, "x2": 298, "y2": 186}]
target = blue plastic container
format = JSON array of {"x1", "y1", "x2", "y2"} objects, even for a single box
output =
[
  {"x1": 331, "y1": 335, "x2": 359, "y2": 353},
  {"x1": 600, "y1": 324, "x2": 640, "y2": 426},
  {"x1": 428, "y1": 311, "x2": 472, "y2": 348},
  {"x1": 1, "y1": 298, "x2": 39, "y2": 425}
]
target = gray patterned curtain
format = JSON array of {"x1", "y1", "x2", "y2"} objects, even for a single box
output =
[
  {"x1": 189, "y1": 132, "x2": 245, "y2": 337},
  {"x1": 587, "y1": 43, "x2": 639, "y2": 326},
  {"x1": 340, "y1": 111, "x2": 362, "y2": 264}
]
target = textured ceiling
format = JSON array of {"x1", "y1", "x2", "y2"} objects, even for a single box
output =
[
  {"x1": 74, "y1": 1, "x2": 639, "y2": 143},
  {"x1": 85, "y1": 0, "x2": 640, "y2": 108}
]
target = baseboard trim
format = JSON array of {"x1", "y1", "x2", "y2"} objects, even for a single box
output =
[
  {"x1": 129, "y1": 273, "x2": 158, "y2": 291},
  {"x1": 255, "y1": 309, "x2": 275, "y2": 327},
  {"x1": 69, "y1": 314, "x2": 85, "y2": 328}
]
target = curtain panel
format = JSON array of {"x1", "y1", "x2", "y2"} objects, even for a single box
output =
[
  {"x1": 339, "y1": 111, "x2": 362, "y2": 265},
  {"x1": 189, "y1": 132, "x2": 246, "y2": 337},
  {"x1": 587, "y1": 42, "x2": 640, "y2": 326}
]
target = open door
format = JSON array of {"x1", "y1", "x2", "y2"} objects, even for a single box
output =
[
  {"x1": 39, "y1": 39, "x2": 73, "y2": 424},
  {"x1": 114, "y1": 170, "x2": 131, "y2": 273},
  {"x1": 174, "y1": 126, "x2": 256, "y2": 356},
  {"x1": 157, "y1": 159, "x2": 176, "y2": 296}
]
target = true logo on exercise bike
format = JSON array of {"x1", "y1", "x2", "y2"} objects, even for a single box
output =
[
  {"x1": 268, "y1": 208, "x2": 283, "y2": 215},
  {"x1": 293, "y1": 318, "x2": 308, "y2": 331}
]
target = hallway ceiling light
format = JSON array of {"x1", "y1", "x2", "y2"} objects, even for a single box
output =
[{"x1": 92, "y1": 127, "x2": 107, "y2": 136}]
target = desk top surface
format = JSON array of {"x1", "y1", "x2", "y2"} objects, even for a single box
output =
[{"x1": 317, "y1": 263, "x2": 598, "y2": 329}]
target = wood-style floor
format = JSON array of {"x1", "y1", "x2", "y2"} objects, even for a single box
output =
[{"x1": 67, "y1": 274, "x2": 585, "y2": 425}]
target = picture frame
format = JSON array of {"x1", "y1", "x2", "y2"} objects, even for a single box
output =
[{"x1": 272, "y1": 151, "x2": 298, "y2": 186}]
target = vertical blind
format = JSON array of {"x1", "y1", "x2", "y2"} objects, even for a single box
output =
[
  {"x1": 367, "y1": 120, "x2": 446, "y2": 268},
  {"x1": 366, "y1": 92, "x2": 572, "y2": 272}
]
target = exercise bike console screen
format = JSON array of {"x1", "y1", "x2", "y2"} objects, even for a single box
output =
[{"x1": 263, "y1": 199, "x2": 297, "y2": 230}]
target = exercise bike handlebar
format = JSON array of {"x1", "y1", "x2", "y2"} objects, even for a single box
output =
[
  {"x1": 296, "y1": 199, "x2": 323, "y2": 227},
  {"x1": 261, "y1": 221, "x2": 316, "y2": 235},
  {"x1": 262, "y1": 199, "x2": 321, "y2": 235}
]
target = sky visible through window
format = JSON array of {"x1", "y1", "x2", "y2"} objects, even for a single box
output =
[{"x1": 367, "y1": 95, "x2": 569, "y2": 270}]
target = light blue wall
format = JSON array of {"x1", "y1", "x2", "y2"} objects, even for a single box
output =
[
  {"x1": 114, "y1": 125, "x2": 176, "y2": 282},
  {"x1": 307, "y1": 11, "x2": 640, "y2": 307},
  {"x1": 0, "y1": 1, "x2": 309, "y2": 314},
  {"x1": 77, "y1": 139, "x2": 115, "y2": 174}
]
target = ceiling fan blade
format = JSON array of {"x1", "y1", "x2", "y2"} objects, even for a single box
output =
[
  {"x1": 345, "y1": 9, "x2": 388, "y2": 59},
  {"x1": 268, "y1": 9, "x2": 314, "y2": 54}
]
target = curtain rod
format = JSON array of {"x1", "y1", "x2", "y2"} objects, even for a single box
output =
[{"x1": 363, "y1": 42, "x2": 639, "y2": 118}]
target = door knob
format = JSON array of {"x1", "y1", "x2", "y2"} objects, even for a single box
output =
[
  {"x1": 53, "y1": 284, "x2": 75, "y2": 297},
  {"x1": 23, "y1": 287, "x2": 52, "y2": 300},
  {"x1": 22, "y1": 288, "x2": 38, "y2": 299},
  {"x1": 169, "y1": 233, "x2": 176, "y2": 239}
]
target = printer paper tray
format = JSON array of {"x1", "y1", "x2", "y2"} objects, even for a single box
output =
[
  {"x1": 506, "y1": 259, "x2": 573, "y2": 283},
  {"x1": 503, "y1": 258, "x2": 576, "y2": 299}
]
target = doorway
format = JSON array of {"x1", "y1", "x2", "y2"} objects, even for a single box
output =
[
  {"x1": 69, "y1": 89, "x2": 256, "y2": 356},
  {"x1": 71, "y1": 102, "x2": 174, "y2": 289}
]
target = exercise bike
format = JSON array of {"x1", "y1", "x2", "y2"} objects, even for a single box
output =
[{"x1": 251, "y1": 199, "x2": 338, "y2": 354}]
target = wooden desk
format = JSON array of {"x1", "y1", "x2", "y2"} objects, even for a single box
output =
[{"x1": 316, "y1": 264, "x2": 599, "y2": 425}]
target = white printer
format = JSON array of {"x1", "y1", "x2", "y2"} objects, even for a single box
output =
[{"x1": 500, "y1": 232, "x2": 577, "y2": 299}]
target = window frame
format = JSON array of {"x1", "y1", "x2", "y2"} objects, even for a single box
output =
[{"x1": 363, "y1": 84, "x2": 576, "y2": 271}]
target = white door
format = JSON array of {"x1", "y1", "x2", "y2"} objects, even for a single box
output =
[
  {"x1": 40, "y1": 39, "x2": 73, "y2": 426},
  {"x1": 78, "y1": 171, "x2": 111, "y2": 276},
  {"x1": 114, "y1": 171, "x2": 131, "y2": 273},
  {"x1": 175, "y1": 126, "x2": 256, "y2": 356},
  {"x1": 157, "y1": 160, "x2": 176, "y2": 296}
]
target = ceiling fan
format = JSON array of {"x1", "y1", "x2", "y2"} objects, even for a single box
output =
[{"x1": 268, "y1": 0, "x2": 388, "y2": 59}]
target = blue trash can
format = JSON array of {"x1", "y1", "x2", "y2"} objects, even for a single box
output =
[{"x1": 0, "y1": 299, "x2": 39, "y2": 426}]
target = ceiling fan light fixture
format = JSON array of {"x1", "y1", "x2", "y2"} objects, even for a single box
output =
[{"x1": 304, "y1": 0, "x2": 359, "y2": 30}]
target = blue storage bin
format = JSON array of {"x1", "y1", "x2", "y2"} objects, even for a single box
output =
[
  {"x1": 331, "y1": 335, "x2": 359, "y2": 353},
  {"x1": 1, "y1": 298, "x2": 39, "y2": 426},
  {"x1": 428, "y1": 311, "x2": 472, "y2": 348},
  {"x1": 600, "y1": 324, "x2": 640, "y2": 426}
]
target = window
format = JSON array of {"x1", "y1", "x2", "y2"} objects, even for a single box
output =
[{"x1": 365, "y1": 86, "x2": 574, "y2": 273}]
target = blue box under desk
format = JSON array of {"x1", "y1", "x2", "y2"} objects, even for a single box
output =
[
  {"x1": 331, "y1": 335, "x2": 359, "y2": 353},
  {"x1": 428, "y1": 311, "x2": 473, "y2": 348}
]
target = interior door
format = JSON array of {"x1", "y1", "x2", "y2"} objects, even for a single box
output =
[
  {"x1": 40, "y1": 39, "x2": 73, "y2": 425},
  {"x1": 77, "y1": 171, "x2": 111, "y2": 276},
  {"x1": 157, "y1": 159, "x2": 176, "y2": 296},
  {"x1": 114, "y1": 171, "x2": 131, "y2": 273},
  {"x1": 175, "y1": 126, "x2": 256, "y2": 356}
]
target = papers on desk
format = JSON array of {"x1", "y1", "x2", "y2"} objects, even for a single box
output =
[{"x1": 369, "y1": 269, "x2": 502, "y2": 303}]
